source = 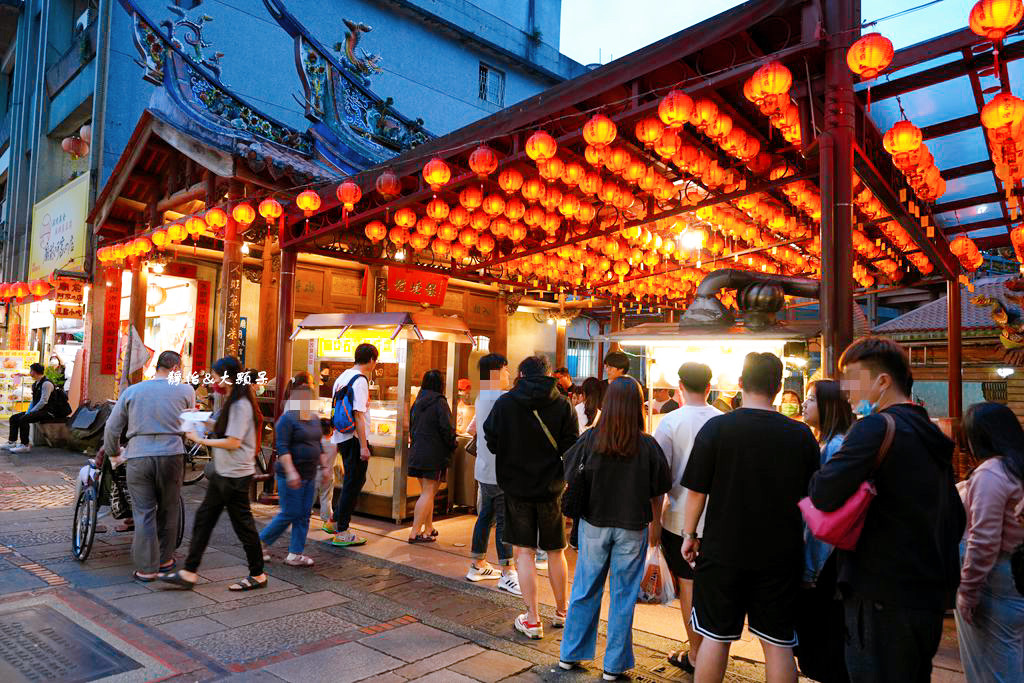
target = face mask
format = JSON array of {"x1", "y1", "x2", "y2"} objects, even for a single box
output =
[
  {"x1": 780, "y1": 403, "x2": 800, "y2": 417},
  {"x1": 854, "y1": 379, "x2": 887, "y2": 417},
  {"x1": 212, "y1": 383, "x2": 227, "y2": 395},
  {"x1": 49, "y1": 359, "x2": 59, "y2": 367}
]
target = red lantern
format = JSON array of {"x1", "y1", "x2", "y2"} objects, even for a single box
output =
[
  {"x1": 364, "y1": 220, "x2": 387, "y2": 242},
  {"x1": 751, "y1": 61, "x2": 792, "y2": 97},
  {"x1": 521, "y1": 177, "x2": 546, "y2": 203},
  {"x1": 477, "y1": 233, "x2": 496, "y2": 254},
  {"x1": 659, "y1": 90, "x2": 694, "y2": 129},
  {"x1": 470, "y1": 212, "x2": 491, "y2": 232},
  {"x1": 459, "y1": 185, "x2": 484, "y2": 211},
  {"x1": 422, "y1": 157, "x2": 451, "y2": 192},
  {"x1": 579, "y1": 171, "x2": 602, "y2": 196},
  {"x1": 295, "y1": 190, "x2": 321, "y2": 217},
  {"x1": 525, "y1": 130, "x2": 557, "y2": 161},
  {"x1": 605, "y1": 147, "x2": 631, "y2": 174},
  {"x1": 562, "y1": 162, "x2": 585, "y2": 187},
  {"x1": 970, "y1": 0, "x2": 1023, "y2": 42},
  {"x1": 426, "y1": 198, "x2": 450, "y2": 221},
  {"x1": 883, "y1": 120, "x2": 923, "y2": 156},
  {"x1": 509, "y1": 222, "x2": 527, "y2": 242},
  {"x1": 450, "y1": 242, "x2": 469, "y2": 261},
  {"x1": 481, "y1": 194, "x2": 506, "y2": 217},
  {"x1": 504, "y1": 197, "x2": 526, "y2": 221},
  {"x1": 583, "y1": 114, "x2": 617, "y2": 148},
  {"x1": 335, "y1": 180, "x2": 362, "y2": 211},
  {"x1": 498, "y1": 168, "x2": 524, "y2": 194},
  {"x1": 185, "y1": 216, "x2": 206, "y2": 239},
  {"x1": 468, "y1": 144, "x2": 499, "y2": 178},
  {"x1": 981, "y1": 92, "x2": 1024, "y2": 133},
  {"x1": 12, "y1": 282, "x2": 29, "y2": 299},
  {"x1": 167, "y1": 223, "x2": 187, "y2": 242},
  {"x1": 438, "y1": 221, "x2": 459, "y2": 242},
  {"x1": 431, "y1": 239, "x2": 451, "y2": 257},
  {"x1": 538, "y1": 156, "x2": 565, "y2": 183},
  {"x1": 847, "y1": 33, "x2": 894, "y2": 80},
  {"x1": 449, "y1": 206, "x2": 471, "y2": 227},
  {"x1": 394, "y1": 207, "x2": 417, "y2": 228},
  {"x1": 205, "y1": 207, "x2": 228, "y2": 228},
  {"x1": 458, "y1": 228, "x2": 479, "y2": 248},
  {"x1": 259, "y1": 198, "x2": 283, "y2": 220},
  {"x1": 151, "y1": 229, "x2": 168, "y2": 249},
  {"x1": 558, "y1": 194, "x2": 580, "y2": 218},
  {"x1": 29, "y1": 280, "x2": 50, "y2": 297},
  {"x1": 375, "y1": 170, "x2": 402, "y2": 198},
  {"x1": 408, "y1": 232, "x2": 430, "y2": 251},
  {"x1": 635, "y1": 118, "x2": 665, "y2": 148},
  {"x1": 691, "y1": 98, "x2": 719, "y2": 130},
  {"x1": 416, "y1": 217, "x2": 438, "y2": 237},
  {"x1": 389, "y1": 226, "x2": 410, "y2": 246},
  {"x1": 232, "y1": 203, "x2": 255, "y2": 226}
]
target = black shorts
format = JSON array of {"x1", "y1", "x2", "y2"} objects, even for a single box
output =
[
  {"x1": 503, "y1": 494, "x2": 566, "y2": 551},
  {"x1": 691, "y1": 556, "x2": 799, "y2": 647},
  {"x1": 409, "y1": 467, "x2": 446, "y2": 482},
  {"x1": 660, "y1": 529, "x2": 694, "y2": 580}
]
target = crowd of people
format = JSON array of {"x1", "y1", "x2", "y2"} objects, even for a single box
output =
[{"x1": 96, "y1": 335, "x2": 1024, "y2": 682}]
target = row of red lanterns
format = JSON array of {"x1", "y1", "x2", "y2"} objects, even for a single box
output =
[{"x1": 0, "y1": 280, "x2": 52, "y2": 301}]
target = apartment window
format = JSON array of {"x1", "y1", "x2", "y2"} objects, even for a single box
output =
[
  {"x1": 478, "y1": 63, "x2": 505, "y2": 106},
  {"x1": 567, "y1": 338, "x2": 597, "y2": 380},
  {"x1": 72, "y1": 0, "x2": 98, "y2": 34}
]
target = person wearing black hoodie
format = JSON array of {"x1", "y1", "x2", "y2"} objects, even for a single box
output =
[
  {"x1": 408, "y1": 370, "x2": 457, "y2": 543},
  {"x1": 484, "y1": 354, "x2": 579, "y2": 640},
  {"x1": 809, "y1": 337, "x2": 965, "y2": 683}
]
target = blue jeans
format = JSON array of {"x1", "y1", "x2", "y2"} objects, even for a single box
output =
[
  {"x1": 470, "y1": 483, "x2": 512, "y2": 566},
  {"x1": 956, "y1": 547, "x2": 1024, "y2": 682},
  {"x1": 560, "y1": 520, "x2": 648, "y2": 675},
  {"x1": 259, "y1": 475, "x2": 316, "y2": 554}
]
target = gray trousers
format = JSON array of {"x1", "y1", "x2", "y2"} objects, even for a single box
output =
[{"x1": 125, "y1": 455, "x2": 183, "y2": 573}]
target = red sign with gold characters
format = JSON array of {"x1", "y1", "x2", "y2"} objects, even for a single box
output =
[
  {"x1": 100, "y1": 269, "x2": 123, "y2": 375},
  {"x1": 54, "y1": 277, "x2": 85, "y2": 303},
  {"x1": 387, "y1": 266, "x2": 448, "y2": 306},
  {"x1": 54, "y1": 303, "x2": 84, "y2": 319}
]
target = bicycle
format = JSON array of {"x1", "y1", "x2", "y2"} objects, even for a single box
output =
[
  {"x1": 71, "y1": 448, "x2": 185, "y2": 562},
  {"x1": 183, "y1": 438, "x2": 212, "y2": 485}
]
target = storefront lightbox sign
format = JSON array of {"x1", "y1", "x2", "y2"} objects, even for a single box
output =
[
  {"x1": 29, "y1": 173, "x2": 89, "y2": 280},
  {"x1": 317, "y1": 331, "x2": 397, "y2": 363},
  {"x1": 387, "y1": 266, "x2": 448, "y2": 307},
  {"x1": 54, "y1": 303, "x2": 84, "y2": 319}
]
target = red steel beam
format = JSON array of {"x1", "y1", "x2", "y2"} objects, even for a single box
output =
[
  {"x1": 920, "y1": 113, "x2": 980, "y2": 140},
  {"x1": 941, "y1": 160, "x2": 994, "y2": 180}
]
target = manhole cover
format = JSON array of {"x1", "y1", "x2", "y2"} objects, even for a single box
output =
[{"x1": 0, "y1": 605, "x2": 142, "y2": 682}]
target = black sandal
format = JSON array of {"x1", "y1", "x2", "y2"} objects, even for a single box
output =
[
  {"x1": 228, "y1": 575, "x2": 268, "y2": 591},
  {"x1": 133, "y1": 570, "x2": 158, "y2": 582},
  {"x1": 407, "y1": 534, "x2": 436, "y2": 544},
  {"x1": 158, "y1": 570, "x2": 197, "y2": 590}
]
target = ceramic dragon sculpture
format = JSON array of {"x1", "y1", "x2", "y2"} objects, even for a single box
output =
[
  {"x1": 335, "y1": 19, "x2": 382, "y2": 80},
  {"x1": 971, "y1": 277, "x2": 1024, "y2": 363}
]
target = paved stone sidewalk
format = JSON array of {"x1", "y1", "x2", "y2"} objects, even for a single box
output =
[{"x1": 0, "y1": 447, "x2": 959, "y2": 682}]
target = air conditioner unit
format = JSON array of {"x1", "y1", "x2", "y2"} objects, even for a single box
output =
[{"x1": 74, "y1": 9, "x2": 93, "y2": 34}]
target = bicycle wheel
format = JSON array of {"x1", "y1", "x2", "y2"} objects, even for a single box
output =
[
  {"x1": 182, "y1": 440, "x2": 208, "y2": 486},
  {"x1": 71, "y1": 487, "x2": 98, "y2": 561},
  {"x1": 176, "y1": 494, "x2": 185, "y2": 549}
]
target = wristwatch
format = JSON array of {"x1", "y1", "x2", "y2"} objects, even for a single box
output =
[{"x1": 681, "y1": 531, "x2": 699, "y2": 541}]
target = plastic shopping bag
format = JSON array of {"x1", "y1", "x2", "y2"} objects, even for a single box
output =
[{"x1": 637, "y1": 546, "x2": 677, "y2": 605}]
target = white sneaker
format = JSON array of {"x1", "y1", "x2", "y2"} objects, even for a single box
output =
[
  {"x1": 514, "y1": 613, "x2": 543, "y2": 640},
  {"x1": 9, "y1": 444, "x2": 30, "y2": 453},
  {"x1": 466, "y1": 565, "x2": 501, "y2": 582},
  {"x1": 535, "y1": 555, "x2": 548, "y2": 571},
  {"x1": 552, "y1": 609, "x2": 567, "y2": 628},
  {"x1": 0, "y1": 441, "x2": 17, "y2": 450},
  {"x1": 497, "y1": 571, "x2": 522, "y2": 596}
]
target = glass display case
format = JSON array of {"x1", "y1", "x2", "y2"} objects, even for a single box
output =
[{"x1": 294, "y1": 312, "x2": 474, "y2": 522}]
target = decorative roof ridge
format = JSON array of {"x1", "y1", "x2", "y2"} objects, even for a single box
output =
[
  {"x1": 118, "y1": 0, "x2": 314, "y2": 156},
  {"x1": 261, "y1": 0, "x2": 430, "y2": 155}
]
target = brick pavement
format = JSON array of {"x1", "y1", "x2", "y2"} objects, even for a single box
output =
[{"x1": 0, "y1": 447, "x2": 962, "y2": 682}]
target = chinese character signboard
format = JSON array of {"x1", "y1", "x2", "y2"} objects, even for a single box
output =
[
  {"x1": 100, "y1": 270, "x2": 123, "y2": 374},
  {"x1": 193, "y1": 280, "x2": 211, "y2": 372},
  {"x1": 30, "y1": 173, "x2": 89, "y2": 280},
  {"x1": 317, "y1": 331, "x2": 397, "y2": 363},
  {"x1": 54, "y1": 303, "x2": 84, "y2": 319},
  {"x1": 54, "y1": 278, "x2": 85, "y2": 303},
  {"x1": 387, "y1": 266, "x2": 448, "y2": 307}
]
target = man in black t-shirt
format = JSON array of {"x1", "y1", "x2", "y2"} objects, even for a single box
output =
[{"x1": 680, "y1": 352, "x2": 819, "y2": 683}]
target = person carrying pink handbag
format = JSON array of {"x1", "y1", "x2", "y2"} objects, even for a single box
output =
[{"x1": 807, "y1": 337, "x2": 965, "y2": 683}]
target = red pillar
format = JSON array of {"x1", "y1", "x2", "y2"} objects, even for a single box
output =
[
  {"x1": 820, "y1": 0, "x2": 858, "y2": 376},
  {"x1": 947, "y1": 279, "x2": 963, "y2": 421}
]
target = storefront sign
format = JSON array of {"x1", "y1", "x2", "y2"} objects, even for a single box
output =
[
  {"x1": 317, "y1": 331, "x2": 397, "y2": 363},
  {"x1": 54, "y1": 278, "x2": 85, "y2": 304},
  {"x1": 193, "y1": 280, "x2": 211, "y2": 372},
  {"x1": 387, "y1": 266, "x2": 448, "y2": 307},
  {"x1": 29, "y1": 173, "x2": 89, "y2": 280},
  {"x1": 100, "y1": 270, "x2": 123, "y2": 375},
  {"x1": 295, "y1": 268, "x2": 324, "y2": 309},
  {"x1": 224, "y1": 261, "x2": 242, "y2": 358},
  {"x1": 54, "y1": 303, "x2": 84, "y2": 319}
]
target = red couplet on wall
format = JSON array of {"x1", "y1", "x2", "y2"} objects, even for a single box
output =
[
  {"x1": 386, "y1": 266, "x2": 448, "y2": 307},
  {"x1": 193, "y1": 280, "x2": 211, "y2": 372},
  {"x1": 100, "y1": 270, "x2": 123, "y2": 374}
]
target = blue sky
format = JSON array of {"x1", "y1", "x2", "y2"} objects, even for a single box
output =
[{"x1": 559, "y1": 0, "x2": 976, "y2": 66}]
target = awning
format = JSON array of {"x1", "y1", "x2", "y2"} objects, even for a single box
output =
[{"x1": 291, "y1": 312, "x2": 475, "y2": 345}]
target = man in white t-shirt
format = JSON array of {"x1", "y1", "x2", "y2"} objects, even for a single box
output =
[
  {"x1": 651, "y1": 362, "x2": 720, "y2": 674},
  {"x1": 328, "y1": 343, "x2": 378, "y2": 547}
]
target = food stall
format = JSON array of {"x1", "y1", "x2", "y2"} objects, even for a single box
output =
[
  {"x1": 291, "y1": 312, "x2": 475, "y2": 523},
  {"x1": 0, "y1": 350, "x2": 39, "y2": 418},
  {"x1": 602, "y1": 321, "x2": 816, "y2": 433}
]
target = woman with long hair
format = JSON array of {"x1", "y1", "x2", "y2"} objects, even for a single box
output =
[
  {"x1": 258, "y1": 374, "x2": 325, "y2": 567},
  {"x1": 162, "y1": 356, "x2": 268, "y2": 591},
  {"x1": 575, "y1": 377, "x2": 603, "y2": 433},
  {"x1": 796, "y1": 379, "x2": 853, "y2": 683},
  {"x1": 559, "y1": 377, "x2": 672, "y2": 681},
  {"x1": 957, "y1": 402, "x2": 1024, "y2": 682},
  {"x1": 408, "y1": 370, "x2": 456, "y2": 543}
]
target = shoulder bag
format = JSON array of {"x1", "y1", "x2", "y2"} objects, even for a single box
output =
[
  {"x1": 798, "y1": 413, "x2": 896, "y2": 551},
  {"x1": 561, "y1": 431, "x2": 592, "y2": 518}
]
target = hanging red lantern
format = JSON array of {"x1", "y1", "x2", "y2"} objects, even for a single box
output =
[
  {"x1": 504, "y1": 197, "x2": 526, "y2": 221},
  {"x1": 375, "y1": 170, "x2": 402, "y2": 199},
  {"x1": 525, "y1": 130, "x2": 557, "y2": 161},
  {"x1": 232, "y1": 203, "x2": 256, "y2": 226},
  {"x1": 335, "y1": 180, "x2": 362, "y2": 211},
  {"x1": 205, "y1": 207, "x2": 228, "y2": 228},
  {"x1": 538, "y1": 156, "x2": 565, "y2": 183},
  {"x1": 584, "y1": 144, "x2": 608, "y2": 167},
  {"x1": 364, "y1": 220, "x2": 387, "y2": 242},
  {"x1": 12, "y1": 282, "x2": 29, "y2": 299},
  {"x1": 389, "y1": 226, "x2": 410, "y2": 246},
  {"x1": 970, "y1": 0, "x2": 1023, "y2": 42},
  {"x1": 470, "y1": 212, "x2": 491, "y2": 232},
  {"x1": 558, "y1": 194, "x2": 580, "y2": 218},
  {"x1": 151, "y1": 229, "x2": 168, "y2": 249},
  {"x1": 468, "y1": 144, "x2": 499, "y2": 178},
  {"x1": 295, "y1": 190, "x2": 321, "y2": 217},
  {"x1": 458, "y1": 227, "x2": 479, "y2": 248},
  {"x1": 167, "y1": 223, "x2": 187, "y2": 242},
  {"x1": 431, "y1": 239, "x2": 451, "y2": 257},
  {"x1": 635, "y1": 118, "x2": 665, "y2": 148},
  {"x1": 422, "y1": 157, "x2": 451, "y2": 192},
  {"x1": 426, "y1": 198, "x2": 450, "y2": 221},
  {"x1": 450, "y1": 242, "x2": 469, "y2": 262},
  {"x1": 883, "y1": 120, "x2": 923, "y2": 155},
  {"x1": 521, "y1": 177, "x2": 546, "y2": 203},
  {"x1": 706, "y1": 113, "x2": 733, "y2": 141},
  {"x1": 524, "y1": 205, "x2": 545, "y2": 226},
  {"x1": 579, "y1": 171, "x2": 602, "y2": 196},
  {"x1": 477, "y1": 233, "x2": 496, "y2": 254},
  {"x1": 605, "y1": 147, "x2": 631, "y2": 174},
  {"x1": 583, "y1": 114, "x2": 617, "y2": 148},
  {"x1": 438, "y1": 221, "x2": 460, "y2": 242},
  {"x1": 847, "y1": 33, "x2": 894, "y2": 80},
  {"x1": 408, "y1": 232, "x2": 430, "y2": 251},
  {"x1": 654, "y1": 130, "x2": 681, "y2": 159},
  {"x1": 562, "y1": 162, "x2": 585, "y2": 187},
  {"x1": 540, "y1": 186, "x2": 562, "y2": 211},
  {"x1": 659, "y1": 90, "x2": 694, "y2": 128},
  {"x1": 498, "y1": 168, "x2": 524, "y2": 194},
  {"x1": 394, "y1": 207, "x2": 417, "y2": 228},
  {"x1": 752, "y1": 61, "x2": 792, "y2": 98},
  {"x1": 981, "y1": 92, "x2": 1024, "y2": 135},
  {"x1": 416, "y1": 217, "x2": 438, "y2": 237},
  {"x1": 449, "y1": 205, "x2": 471, "y2": 227},
  {"x1": 509, "y1": 222, "x2": 527, "y2": 242},
  {"x1": 577, "y1": 201, "x2": 596, "y2": 223},
  {"x1": 459, "y1": 185, "x2": 484, "y2": 211},
  {"x1": 691, "y1": 98, "x2": 719, "y2": 130},
  {"x1": 258, "y1": 198, "x2": 283, "y2": 220},
  {"x1": 29, "y1": 280, "x2": 51, "y2": 297},
  {"x1": 481, "y1": 194, "x2": 506, "y2": 217},
  {"x1": 185, "y1": 216, "x2": 206, "y2": 239},
  {"x1": 490, "y1": 216, "x2": 510, "y2": 238}
]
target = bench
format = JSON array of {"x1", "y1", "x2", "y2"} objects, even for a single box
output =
[{"x1": 31, "y1": 419, "x2": 73, "y2": 448}]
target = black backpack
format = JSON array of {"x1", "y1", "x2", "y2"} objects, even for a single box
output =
[{"x1": 47, "y1": 383, "x2": 72, "y2": 418}]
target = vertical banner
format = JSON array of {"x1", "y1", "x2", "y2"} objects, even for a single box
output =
[
  {"x1": 30, "y1": 173, "x2": 89, "y2": 279},
  {"x1": 224, "y1": 261, "x2": 242, "y2": 358},
  {"x1": 100, "y1": 270, "x2": 123, "y2": 374},
  {"x1": 193, "y1": 280, "x2": 211, "y2": 372}
]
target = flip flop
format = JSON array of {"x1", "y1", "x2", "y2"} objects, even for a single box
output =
[
  {"x1": 330, "y1": 534, "x2": 367, "y2": 547},
  {"x1": 158, "y1": 570, "x2": 197, "y2": 590},
  {"x1": 667, "y1": 649, "x2": 695, "y2": 674},
  {"x1": 133, "y1": 570, "x2": 158, "y2": 582},
  {"x1": 408, "y1": 534, "x2": 437, "y2": 544},
  {"x1": 159, "y1": 560, "x2": 176, "y2": 572},
  {"x1": 228, "y1": 576, "x2": 268, "y2": 591}
]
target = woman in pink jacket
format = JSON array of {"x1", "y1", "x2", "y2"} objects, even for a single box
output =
[{"x1": 958, "y1": 402, "x2": 1024, "y2": 682}]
